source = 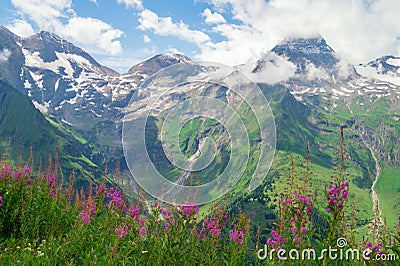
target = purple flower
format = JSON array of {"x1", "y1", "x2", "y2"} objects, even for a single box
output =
[
  {"x1": 14, "y1": 172, "x2": 22, "y2": 179},
  {"x1": 96, "y1": 185, "x2": 106, "y2": 196},
  {"x1": 229, "y1": 230, "x2": 245, "y2": 244},
  {"x1": 180, "y1": 203, "x2": 199, "y2": 218},
  {"x1": 115, "y1": 226, "x2": 128, "y2": 239},
  {"x1": 139, "y1": 227, "x2": 148, "y2": 237},
  {"x1": 342, "y1": 189, "x2": 348, "y2": 200},
  {"x1": 194, "y1": 228, "x2": 206, "y2": 240},
  {"x1": 291, "y1": 226, "x2": 297, "y2": 234},
  {"x1": 299, "y1": 195, "x2": 307, "y2": 203},
  {"x1": 300, "y1": 227, "x2": 307, "y2": 233},
  {"x1": 0, "y1": 195, "x2": 3, "y2": 207},
  {"x1": 374, "y1": 243, "x2": 383, "y2": 255},
  {"x1": 293, "y1": 236, "x2": 301, "y2": 243},
  {"x1": 4, "y1": 166, "x2": 12, "y2": 175},
  {"x1": 267, "y1": 238, "x2": 276, "y2": 246}
]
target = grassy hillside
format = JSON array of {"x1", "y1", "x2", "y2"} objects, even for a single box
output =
[{"x1": 0, "y1": 80, "x2": 102, "y2": 185}]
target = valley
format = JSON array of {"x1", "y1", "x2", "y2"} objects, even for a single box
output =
[{"x1": 0, "y1": 26, "x2": 399, "y2": 231}]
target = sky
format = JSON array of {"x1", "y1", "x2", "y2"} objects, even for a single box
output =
[{"x1": 0, "y1": 0, "x2": 399, "y2": 73}]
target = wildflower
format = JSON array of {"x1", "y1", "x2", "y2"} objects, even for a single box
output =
[
  {"x1": 374, "y1": 243, "x2": 383, "y2": 255},
  {"x1": 300, "y1": 227, "x2": 307, "y2": 233},
  {"x1": 0, "y1": 195, "x2": 3, "y2": 207},
  {"x1": 342, "y1": 189, "x2": 348, "y2": 200},
  {"x1": 115, "y1": 225, "x2": 128, "y2": 239},
  {"x1": 14, "y1": 171, "x2": 22, "y2": 179},
  {"x1": 229, "y1": 230, "x2": 245, "y2": 244},
  {"x1": 96, "y1": 185, "x2": 106, "y2": 196},
  {"x1": 271, "y1": 229, "x2": 281, "y2": 243},
  {"x1": 180, "y1": 203, "x2": 199, "y2": 218},
  {"x1": 107, "y1": 188, "x2": 123, "y2": 209},
  {"x1": 293, "y1": 236, "x2": 301, "y2": 243},
  {"x1": 194, "y1": 228, "x2": 206, "y2": 240},
  {"x1": 366, "y1": 242, "x2": 372, "y2": 249},
  {"x1": 23, "y1": 166, "x2": 30, "y2": 173},
  {"x1": 299, "y1": 195, "x2": 307, "y2": 204},
  {"x1": 267, "y1": 238, "x2": 276, "y2": 246},
  {"x1": 77, "y1": 199, "x2": 97, "y2": 225},
  {"x1": 127, "y1": 205, "x2": 139, "y2": 219},
  {"x1": 139, "y1": 227, "x2": 148, "y2": 237},
  {"x1": 4, "y1": 166, "x2": 12, "y2": 175},
  {"x1": 291, "y1": 226, "x2": 297, "y2": 234}
]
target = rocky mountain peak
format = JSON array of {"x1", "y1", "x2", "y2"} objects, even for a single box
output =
[
  {"x1": 127, "y1": 53, "x2": 192, "y2": 76},
  {"x1": 271, "y1": 35, "x2": 338, "y2": 72}
]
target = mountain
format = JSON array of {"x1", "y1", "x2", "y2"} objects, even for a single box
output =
[
  {"x1": 271, "y1": 35, "x2": 338, "y2": 72},
  {"x1": 0, "y1": 26, "x2": 399, "y2": 228},
  {"x1": 356, "y1": 55, "x2": 400, "y2": 86},
  {"x1": 247, "y1": 36, "x2": 400, "y2": 228},
  {"x1": 0, "y1": 80, "x2": 102, "y2": 185}
]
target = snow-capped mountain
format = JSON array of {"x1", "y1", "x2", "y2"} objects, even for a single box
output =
[
  {"x1": 246, "y1": 35, "x2": 400, "y2": 110},
  {"x1": 356, "y1": 55, "x2": 400, "y2": 86},
  {"x1": 0, "y1": 26, "x2": 190, "y2": 131}
]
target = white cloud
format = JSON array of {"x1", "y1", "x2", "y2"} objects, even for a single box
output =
[
  {"x1": 138, "y1": 9, "x2": 211, "y2": 44},
  {"x1": 7, "y1": 19, "x2": 35, "y2": 37},
  {"x1": 166, "y1": 46, "x2": 183, "y2": 55},
  {"x1": 10, "y1": 0, "x2": 124, "y2": 56},
  {"x1": 59, "y1": 17, "x2": 123, "y2": 55},
  {"x1": 0, "y1": 49, "x2": 12, "y2": 62},
  {"x1": 89, "y1": 0, "x2": 97, "y2": 4},
  {"x1": 116, "y1": 0, "x2": 143, "y2": 10},
  {"x1": 202, "y1": 8, "x2": 226, "y2": 24},
  {"x1": 10, "y1": 0, "x2": 74, "y2": 30},
  {"x1": 241, "y1": 52, "x2": 297, "y2": 84},
  {"x1": 198, "y1": 0, "x2": 400, "y2": 65},
  {"x1": 304, "y1": 62, "x2": 330, "y2": 81},
  {"x1": 143, "y1": 34, "x2": 151, "y2": 43}
]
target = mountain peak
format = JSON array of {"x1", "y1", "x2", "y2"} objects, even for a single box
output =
[
  {"x1": 271, "y1": 35, "x2": 338, "y2": 71},
  {"x1": 127, "y1": 53, "x2": 192, "y2": 76}
]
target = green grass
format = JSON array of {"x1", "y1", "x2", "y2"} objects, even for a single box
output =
[{"x1": 376, "y1": 163, "x2": 400, "y2": 228}]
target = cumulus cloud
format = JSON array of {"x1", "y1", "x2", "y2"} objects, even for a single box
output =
[
  {"x1": 116, "y1": 0, "x2": 143, "y2": 10},
  {"x1": 59, "y1": 17, "x2": 123, "y2": 55},
  {"x1": 198, "y1": 0, "x2": 400, "y2": 65},
  {"x1": 10, "y1": 0, "x2": 74, "y2": 29},
  {"x1": 0, "y1": 49, "x2": 12, "y2": 62},
  {"x1": 7, "y1": 19, "x2": 35, "y2": 37},
  {"x1": 241, "y1": 52, "x2": 297, "y2": 84},
  {"x1": 10, "y1": 0, "x2": 124, "y2": 55},
  {"x1": 202, "y1": 8, "x2": 226, "y2": 24},
  {"x1": 138, "y1": 9, "x2": 210, "y2": 44},
  {"x1": 166, "y1": 46, "x2": 183, "y2": 55}
]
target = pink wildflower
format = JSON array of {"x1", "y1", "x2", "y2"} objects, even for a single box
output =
[
  {"x1": 139, "y1": 227, "x2": 148, "y2": 237},
  {"x1": 115, "y1": 225, "x2": 128, "y2": 239}
]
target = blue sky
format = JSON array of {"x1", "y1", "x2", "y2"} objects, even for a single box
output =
[{"x1": 1, "y1": 0, "x2": 399, "y2": 73}]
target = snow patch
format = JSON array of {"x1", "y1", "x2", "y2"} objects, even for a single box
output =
[{"x1": 387, "y1": 58, "x2": 400, "y2": 67}]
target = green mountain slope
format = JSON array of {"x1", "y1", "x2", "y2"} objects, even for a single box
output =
[{"x1": 0, "y1": 80, "x2": 101, "y2": 185}]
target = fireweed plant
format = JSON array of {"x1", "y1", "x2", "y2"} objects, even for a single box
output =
[
  {"x1": 0, "y1": 128, "x2": 399, "y2": 265},
  {"x1": 0, "y1": 156, "x2": 250, "y2": 265},
  {"x1": 260, "y1": 127, "x2": 400, "y2": 265}
]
